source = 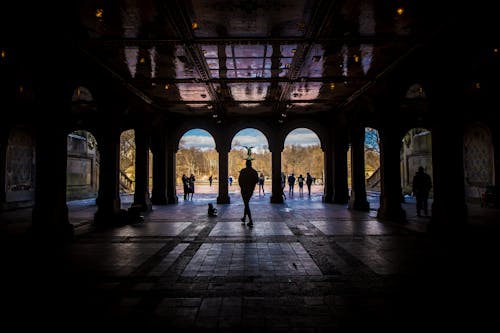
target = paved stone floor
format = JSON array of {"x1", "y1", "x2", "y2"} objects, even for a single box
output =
[{"x1": 1, "y1": 190, "x2": 499, "y2": 332}]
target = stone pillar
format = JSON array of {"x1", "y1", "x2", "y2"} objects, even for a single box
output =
[
  {"x1": 492, "y1": 128, "x2": 500, "y2": 190},
  {"x1": 430, "y1": 123, "x2": 467, "y2": 229},
  {"x1": 0, "y1": 127, "x2": 8, "y2": 210},
  {"x1": 133, "y1": 127, "x2": 152, "y2": 211},
  {"x1": 30, "y1": 125, "x2": 74, "y2": 240},
  {"x1": 150, "y1": 131, "x2": 167, "y2": 205},
  {"x1": 349, "y1": 125, "x2": 370, "y2": 211},
  {"x1": 322, "y1": 135, "x2": 334, "y2": 203},
  {"x1": 377, "y1": 127, "x2": 406, "y2": 222},
  {"x1": 333, "y1": 127, "x2": 349, "y2": 204},
  {"x1": 166, "y1": 142, "x2": 178, "y2": 204},
  {"x1": 94, "y1": 128, "x2": 122, "y2": 227},
  {"x1": 270, "y1": 139, "x2": 284, "y2": 203},
  {"x1": 217, "y1": 142, "x2": 230, "y2": 204}
]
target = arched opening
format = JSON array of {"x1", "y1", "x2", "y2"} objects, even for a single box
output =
[
  {"x1": 230, "y1": 129, "x2": 270, "y2": 197},
  {"x1": 176, "y1": 129, "x2": 218, "y2": 201},
  {"x1": 66, "y1": 130, "x2": 99, "y2": 226},
  {"x1": 282, "y1": 128, "x2": 323, "y2": 198},
  {"x1": 401, "y1": 127, "x2": 433, "y2": 217},
  {"x1": 66, "y1": 130, "x2": 99, "y2": 201},
  {"x1": 364, "y1": 127, "x2": 381, "y2": 207},
  {"x1": 120, "y1": 129, "x2": 136, "y2": 207},
  {"x1": 4, "y1": 128, "x2": 35, "y2": 209}
]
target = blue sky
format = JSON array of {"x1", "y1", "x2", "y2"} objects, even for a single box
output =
[{"x1": 179, "y1": 128, "x2": 321, "y2": 150}]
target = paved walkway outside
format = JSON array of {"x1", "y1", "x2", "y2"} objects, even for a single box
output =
[{"x1": 1, "y1": 188, "x2": 499, "y2": 332}]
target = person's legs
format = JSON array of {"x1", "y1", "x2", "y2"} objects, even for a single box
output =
[
  {"x1": 416, "y1": 195, "x2": 422, "y2": 216},
  {"x1": 423, "y1": 194, "x2": 428, "y2": 216}
]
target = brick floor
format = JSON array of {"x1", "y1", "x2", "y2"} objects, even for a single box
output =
[{"x1": 1, "y1": 191, "x2": 500, "y2": 332}]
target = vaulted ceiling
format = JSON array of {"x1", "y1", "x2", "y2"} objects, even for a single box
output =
[{"x1": 2, "y1": 1, "x2": 495, "y2": 121}]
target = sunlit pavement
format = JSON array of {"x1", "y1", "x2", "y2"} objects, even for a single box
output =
[{"x1": 1, "y1": 186, "x2": 499, "y2": 332}]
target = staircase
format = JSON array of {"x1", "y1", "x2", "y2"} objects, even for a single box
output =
[{"x1": 366, "y1": 167, "x2": 381, "y2": 191}]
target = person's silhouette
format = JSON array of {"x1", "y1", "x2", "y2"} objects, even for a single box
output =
[
  {"x1": 412, "y1": 166, "x2": 432, "y2": 217},
  {"x1": 238, "y1": 160, "x2": 259, "y2": 226}
]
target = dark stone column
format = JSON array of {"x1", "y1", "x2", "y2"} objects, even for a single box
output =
[
  {"x1": 492, "y1": 128, "x2": 500, "y2": 191},
  {"x1": 333, "y1": 126, "x2": 349, "y2": 204},
  {"x1": 430, "y1": 123, "x2": 467, "y2": 230},
  {"x1": 166, "y1": 143, "x2": 178, "y2": 204},
  {"x1": 94, "y1": 128, "x2": 122, "y2": 227},
  {"x1": 377, "y1": 127, "x2": 406, "y2": 222},
  {"x1": 217, "y1": 142, "x2": 230, "y2": 204},
  {"x1": 30, "y1": 126, "x2": 74, "y2": 240},
  {"x1": 132, "y1": 127, "x2": 152, "y2": 211},
  {"x1": 150, "y1": 131, "x2": 167, "y2": 205},
  {"x1": 0, "y1": 127, "x2": 8, "y2": 210},
  {"x1": 270, "y1": 139, "x2": 284, "y2": 203},
  {"x1": 322, "y1": 135, "x2": 334, "y2": 203},
  {"x1": 349, "y1": 125, "x2": 370, "y2": 211}
]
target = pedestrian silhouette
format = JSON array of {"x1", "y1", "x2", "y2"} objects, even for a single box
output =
[
  {"x1": 297, "y1": 174, "x2": 304, "y2": 197},
  {"x1": 209, "y1": 175, "x2": 213, "y2": 187},
  {"x1": 258, "y1": 173, "x2": 265, "y2": 195},
  {"x1": 412, "y1": 166, "x2": 432, "y2": 217},
  {"x1": 182, "y1": 174, "x2": 189, "y2": 200},
  {"x1": 238, "y1": 159, "x2": 259, "y2": 226},
  {"x1": 306, "y1": 172, "x2": 313, "y2": 196}
]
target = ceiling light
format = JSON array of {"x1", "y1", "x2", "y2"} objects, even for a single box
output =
[
  {"x1": 494, "y1": 48, "x2": 498, "y2": 54},
  {"x1": 353, "y1": 55, "x2": 360, "y2": 63},
  {"x1": 1, "y1": 50, "x2": 6, "y2": 59},
  {"x1": 475, "y1": 82, "x2": 481, "y2": 89},
  {"x1": 396, "y1": 7, "x2": 404, "y2": 15},
  {"x1": 192, "y1": 22, "x2": 199, "y2": 30},
  {"x1": 95, "y1": 8, "x2": 104, "y2": 19},
  {"x1": 164, "y1": 84, "x2": 170, "y2": 90},
  {"x1": 329, "y1": 83, "x2": 336, "y2": 90},
  {"x1": 212, "y1": 114, "x2": 218, "y2": 118},
  {"x1": 19, "y1": 85, "x2": 24, "y2": 93}
]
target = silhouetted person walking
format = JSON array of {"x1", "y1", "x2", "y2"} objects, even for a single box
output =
[
  {"x1": 298, "y1": 174, "x2": 304, "y2": 197},
  {"x1": 306, "y1": 172, "x2": 313, "y2": 196},
  {"x1": 258, "y1": 173, "x2": 265, "y2": 195},
  {"x1": 239, "y1": 160, "x2": 259, "y2": 226},
  {"x1": 412, "y1": 166, "x2": 432, "y2": 217},
  {"x1": 209, "y1": 175, "x2": 213, "y2": 187}
]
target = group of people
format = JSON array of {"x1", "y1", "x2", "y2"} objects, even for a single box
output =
[
  {"x1": 181, "y1": 173, "x2": 196, "y2": 200},
  {"x1": 192, "y1": 164, "x2": 432, "y2": 228},
  {"x1": 281, "y1": 172, "x2": 314, "y2": 199}
]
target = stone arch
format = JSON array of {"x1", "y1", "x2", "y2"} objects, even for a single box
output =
[
  {"x1": 66, "y1": 129, "x2": 99, "y2": 201},
  {"x1": 405, "y1": 83, "x2": 427, "y2": 99},
  {"x1": 281, "y1": 119, "x2": 326, "y2": 151},
  {"x1": 172, "y1": 121, "x2": 217, "y2": 152}
]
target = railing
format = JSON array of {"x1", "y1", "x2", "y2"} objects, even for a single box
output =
[
  {"x1": 119, "y1": 170, "x2": 134, "y2": 193},
  {"x1": 95, "y1": 157, "x2": 134, "y2": 193},
  {"x1": 366, "y1": 167, "x2": 381, "y2": 191}
]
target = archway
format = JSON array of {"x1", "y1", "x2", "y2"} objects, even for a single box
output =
[
  {"x1": 176, "y1": 129, "x2": 218, "y2": 201},
  {"x1": 401, "y1": 127, "x2": 433, "y2": 217},
  {"x1": 282, "y1": 128, "x2": 323, "y2": 198},
  {"x1": 120, "y1": 129, "x2": 136, "y2": 207},
  {"x1": 66, "y1": 130, "x2": 99, "y2": 201},
  {"x1": 230, "y1": 129, "x2": 270, "y2": 197}
]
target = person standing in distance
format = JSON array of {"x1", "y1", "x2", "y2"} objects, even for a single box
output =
[
  {"x1": 239, "y1": 159, "x2": 259, "y2": 226},
  {"x1": 412, "y1": 166, "x2": 432, "y2": 217}
]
